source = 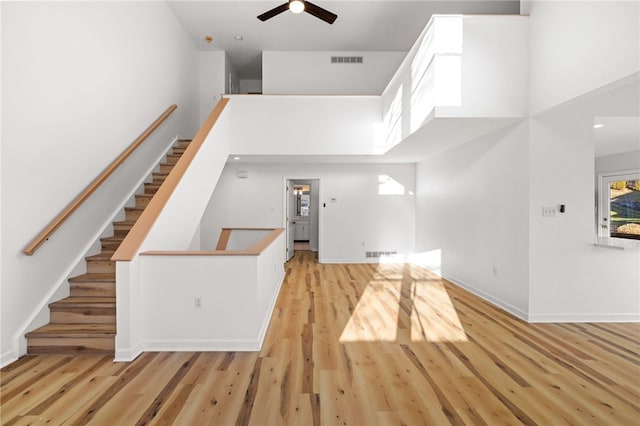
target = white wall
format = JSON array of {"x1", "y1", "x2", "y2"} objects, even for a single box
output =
[
  {"x1": 199, "y1": 51, "x2": 226, "y2": 126},
  {"x1": 227, "y1": 95, "x2": 382, "y2": 156},
  {"x1": 1, "y1": 1, "x2": 199, "y2": 365},
  {"x1": 413, "y1": 2, "x2": 640, "y2": 322},
  {"x1": 436, "y1": 16, "x2": 528, "y2": 118},
  {"x1": 415, "y1": 123, "x2": 530, "y2": 318},
  {"x1": 225, "y1": 53, "x2": 239, "y2": 94},
  {"x1": 200, "y1": 162, "x2": 416, "y2": 263},
  {"x1": 263, "y1": 51, "x2": 406, "y2": 95},
  {"x1": 524, "y1": 0, "x2": 640, "y2": 321},
  {"x1": 596, "y1": 150, "x2": 640, "y2": 176},
  {"x1": 239, "y1": 79, "x2": 262, "y2": 94},
  {"x1": 528, "y1": 111, "x2": 640, "y2": 321},
  {"x1": 226, "y1": 229, "x2": 272, "y2": 251},
  {"x1": 526, "y1": 1, "x2": 640, "y2": 114}
]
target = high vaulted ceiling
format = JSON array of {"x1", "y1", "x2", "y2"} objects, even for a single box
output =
[{"x1": 168, "y1": 1, "x2": 521, "y2": 79}]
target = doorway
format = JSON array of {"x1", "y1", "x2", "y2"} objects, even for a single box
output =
[{"x1": 285, "y1": 179, "x2": 320, "y2": 261}]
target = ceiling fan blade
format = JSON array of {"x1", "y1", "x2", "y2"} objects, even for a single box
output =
[
  {"x1": 257, "y1": 3, "x2": 289, "y2": 21},
  {"x1": 304, "y1": 1, "x2": 338, "y2": 24}
]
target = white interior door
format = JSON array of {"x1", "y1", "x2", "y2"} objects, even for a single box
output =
[{"x1": 286, "y1": 180, "x2": 295, "y2": 261}]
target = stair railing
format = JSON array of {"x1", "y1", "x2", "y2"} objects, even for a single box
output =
[
  {"x1": 112, "y1": 98, "x2": 230, "y2": 262},
  {"x1": 23, "y1": 104, "x2": 178, "y2": 256}
]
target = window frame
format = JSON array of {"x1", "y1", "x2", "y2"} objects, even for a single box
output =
[{"x1": 597, "y1": 170, "x2": 640, "y2": 241}]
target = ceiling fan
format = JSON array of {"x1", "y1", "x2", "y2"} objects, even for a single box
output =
[{"x1": 257, "y1": 0, "x2": 338, "y2": 24}]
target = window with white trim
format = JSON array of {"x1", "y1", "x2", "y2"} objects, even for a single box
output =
[{"x1": 598, "y1": 171, "x2": 640, "y2": 240}]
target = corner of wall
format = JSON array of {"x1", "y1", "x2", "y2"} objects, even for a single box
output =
[{"x1": 1, "y1": 350, "x2": 18, "y2": 369}]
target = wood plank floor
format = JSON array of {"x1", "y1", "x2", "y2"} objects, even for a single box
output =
[{"x1": 2, "y1": 251, "x2": 639, "y2": 425}]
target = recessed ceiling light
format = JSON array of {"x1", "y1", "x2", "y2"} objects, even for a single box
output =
[
  {"x1": 234, "y1": 35, "x2": 243, "y2": 41},
  {"x1": 593, "y1": 124, "x2": 604, "y2": 129},
  {"x1": 233, "y1": 156, "x2": 240, "y2": 160}
]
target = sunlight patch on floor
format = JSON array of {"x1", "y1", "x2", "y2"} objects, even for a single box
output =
[
  {"x1": 339, "y1": 279, "x2": 401, "y2": 342},
  {"x1": 339, "y1": 261, "x2": 467, "y2": 343}
]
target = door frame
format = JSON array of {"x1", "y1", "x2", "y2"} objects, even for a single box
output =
[
  {"x1": 597, "y1": 170, "x2": 640, "y2": 239},
  {"x1": 283, "y1": 177, "x2": 321, "y2": 260}
]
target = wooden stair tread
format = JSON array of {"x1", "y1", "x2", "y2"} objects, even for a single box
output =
[
  {"x1": 113, "y1": 219, "x2": 137, "y2": 226},
  {"x1": 50, "y1": 297, "x2": 115, "y2": 308},
  {"x1": 27, "y1": 323, "x2": 116, "y2": 338},
  {"x1": 125, "y1": 206, "x2": 145, "y2": 212},
  {"x1": 101, "y1": 236, "x2": 125, "y2": 242},
  {"x1": 69, "y1": 273, "x2": 115, "y2": 282},
  {"x1": 85, "y1": 253, "x2": 115, "y2": 261}
]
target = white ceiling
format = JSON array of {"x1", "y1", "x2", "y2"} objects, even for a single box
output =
[
  {"x1": 168, "y1": 0, "x2": 521, "y2": 78},
  {"x1": 594, "y1": 116, "x2": 640, "y2": 157}
]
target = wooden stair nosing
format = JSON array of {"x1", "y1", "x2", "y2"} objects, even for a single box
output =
[
  {"x1": 125, "y1": 206, "x2": 145, "y2": 213},
  {"x1": 49, "y1": 296, "x2": 115, "y2": 308},
  {"x1": 101, "y1": 235, "x2": 125, "y2": 243},
  {"x1": 69, "y1": 273, "x2": 115, "y2": 283},
  {"x1": 26, "y1": 323, "x2": 116, "y2": 338}
]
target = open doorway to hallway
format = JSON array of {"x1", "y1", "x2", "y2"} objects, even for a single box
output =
[{"x1": 285, "y1": 179, "x2": 319, "y2": 261}]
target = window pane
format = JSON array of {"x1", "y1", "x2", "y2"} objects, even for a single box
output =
[{"x1": 610, "y1": 180, "x2": 640, "y2": 240}]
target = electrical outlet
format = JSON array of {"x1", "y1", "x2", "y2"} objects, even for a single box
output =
[{"x1": 542, "y1": 206, "x2": 557, "y2": 217}]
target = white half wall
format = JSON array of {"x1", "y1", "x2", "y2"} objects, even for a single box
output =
[
  {"x1": 200, "y1": 162, "x2": 416, "y2": 263},
  {"x1": 381, "y1": 15, "x2": 528, "y2": 153},
  {"x1": 138, "y1": 233, "x2": 285, "y2": 352},
  {"x1": 415, "y1": 122, "x2": 530, "y2": 319},
  {"x1": 227, "y1": 95, "x2": 382, "y2": 156},
  {"x1": 1, "y1": 1, "x2": 199, "y2": 365},
  {"x1": 526, "y1": 0, "x2": 640, "y2": 115},
  {"x1": 263, "y1": 51, "x2": 406, "y2": 95}
]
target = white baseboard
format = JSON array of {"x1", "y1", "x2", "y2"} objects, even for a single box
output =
[
  {"x1": 114, "y1": 343, "x2": 144, "y2": 363},
  {"x1": 318, "y1": 258, "x2": 382, "y2": 264},
  {"x1": 256, "y1": 270, "x2": 286, "y2": 350},
  {"x1": 143, "y1": 340, "x2": 262, "y2": 352},
  {"x1": 528, "y1": 313, "x2": 640, "y2": 323},
  {"x1": 439, "y1": 273, "x2": 530, "y2": 322},
  {"x1": 1, "y1": 350, "x2": 18, "y2": 369}
]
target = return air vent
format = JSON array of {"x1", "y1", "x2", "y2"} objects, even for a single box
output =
[
  {"x1": 366, "y1": 251, "x2": 398, "y2": 258},
  {"x1": 331, "y1": 56, "x2": 363, "y2": 64}
]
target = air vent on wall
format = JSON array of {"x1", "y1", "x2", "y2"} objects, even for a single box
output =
[
  {"x1": 366, "y1": 251, "x2": 398, "y2": 258},
  {"x1": 331, "y1": 56, "x2": 363, "y2": 64}
]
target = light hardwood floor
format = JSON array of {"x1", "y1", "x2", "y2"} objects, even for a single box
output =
[{"x1": 2, "y1": 251, "x2": 639, "y2": 425}]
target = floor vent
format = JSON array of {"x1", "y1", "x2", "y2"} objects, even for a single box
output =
[
  {"x1": 331, "y1": 56, "x2": 363, "y2": 64},
  {"x1": 366, "y1": 251, "x2": 398, "y2": 258}
]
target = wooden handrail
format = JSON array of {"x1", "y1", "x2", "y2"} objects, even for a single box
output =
[
  {"x1": 140, "y1": 228, "x2": 285, "y2": 257},
  {"x1": 23, "y1": 104, "x2": 178, "y2": 256},
  {"x1": 112, "y1": 98, "x2": 230, "y2": 262}
]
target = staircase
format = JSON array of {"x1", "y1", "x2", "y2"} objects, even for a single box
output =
[{"x1": 26, "y1": 139, "x2": 191, "y2": 355}]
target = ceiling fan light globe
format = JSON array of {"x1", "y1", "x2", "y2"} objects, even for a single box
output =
[{"x1": 289, "y1": 0, "x2": 305, "y2": 14}]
